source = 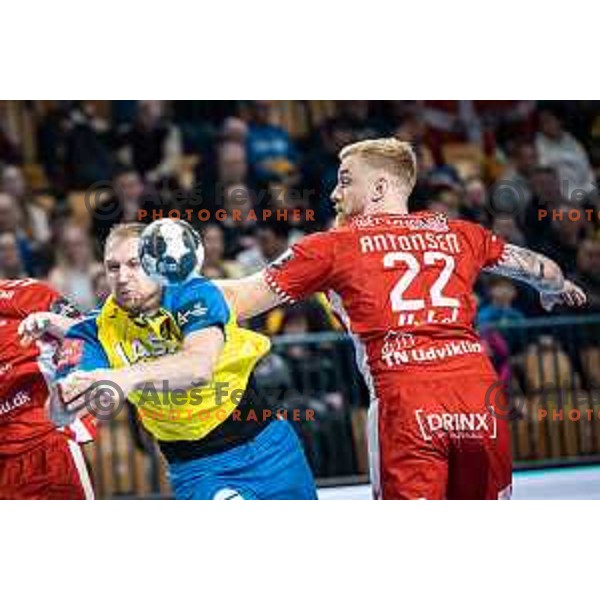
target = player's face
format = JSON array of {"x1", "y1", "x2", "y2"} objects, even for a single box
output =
[
  {"x1": 104, "y1": 236, "x2": 160, "y2": 313},
  {"x1": 330, "y1": 155, "x2": 373, "y2": 218}
]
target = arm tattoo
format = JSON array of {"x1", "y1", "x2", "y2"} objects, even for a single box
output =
[{"x1": 483, "y1": 244, "x2": 564, "y2": 292}]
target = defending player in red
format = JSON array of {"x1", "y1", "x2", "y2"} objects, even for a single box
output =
[
  {"x1": 218, "y1": 138, "x2": 587, "y2": 500},
  {"x1": 0, "y1": 278, "x2": 95, "y2": 499}
]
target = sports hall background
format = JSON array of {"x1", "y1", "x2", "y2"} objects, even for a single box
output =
[{"x1": 1, "y1": 100, "x2": 599, "y2": 498}]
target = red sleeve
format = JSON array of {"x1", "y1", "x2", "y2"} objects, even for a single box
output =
[
  {"x1": 463, "y1": 223, "x2": 506, "y2": 270},
  {"x1": 264, "y1": 231, "x2": 336, "y2": 302},
  {"x1": 6, "y1": 279, "x2": 82, "y2": 317}
]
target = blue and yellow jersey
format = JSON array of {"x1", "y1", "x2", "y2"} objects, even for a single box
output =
[{"x1": 63, "y1": 277, "x2": 271, "y2": 443}]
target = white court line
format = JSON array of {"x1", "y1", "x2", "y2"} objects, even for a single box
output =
[{"x1": 317, "y1": 467, "x2": 600, "y2": 500}]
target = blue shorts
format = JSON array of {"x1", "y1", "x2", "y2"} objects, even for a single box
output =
[{"x1": 168, "y1": 419, "x2": 317, "y2": 500}]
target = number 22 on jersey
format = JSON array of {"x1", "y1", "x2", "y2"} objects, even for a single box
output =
[{"x1": 383, "y1": 251, "x2": 460, "y2": 326}]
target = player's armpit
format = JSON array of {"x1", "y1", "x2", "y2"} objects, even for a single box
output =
[{"x1": 215, "y1": 271, "x2": 283, "y2": 320}]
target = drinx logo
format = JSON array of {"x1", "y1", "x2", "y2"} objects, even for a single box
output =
[{"x1": 415, "y1": 410, "x2": 497, "y2": 441}]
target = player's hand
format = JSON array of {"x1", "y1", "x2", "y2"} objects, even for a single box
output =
[
  {"x1": 18, "y1": 312, "x2": 78, "y2": 346},
  {"x1": 57, "y1": 369, "x2": 132, "y2": 409},
  {"x1": 540, "y1": 280, "x2": 587, "y2": 312}
]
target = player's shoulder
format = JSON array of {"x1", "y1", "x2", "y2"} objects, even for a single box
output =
[
  {"x1": 0, "y1": 278, "x2": 59, "y2": 312},
  {"x1": 162, "y1": 276, "x2": 230, "y2": 325},
  {"x1": 163, "y1": 276, "x2": 226, "y2": 308}
]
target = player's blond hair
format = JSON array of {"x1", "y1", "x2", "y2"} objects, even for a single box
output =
[
  {"x1": 105, "y1": 222, "x2": 146, "y2": 248},
  {"x1": 339, "y1": 138, "x2": 417, "y2": 190}
]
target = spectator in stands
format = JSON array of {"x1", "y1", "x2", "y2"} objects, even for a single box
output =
[
  {"x1": 522, "y1": 166, "x2": 565, "y2": 247},
  {"x1": 36, "y1": 103, "x2": 71, "y2": 192},
  {"x1": 478, "y1": 277, "x2": 526, "y2": 328},
  {"x1": 303, "y1": 119, "x2": 355, "y2": 226},
  {"x1": 478, "y1": 277, "x2": 527, "y2": 354},
  {"x1": 116, "y1": 100, "x2": 183, "y2": 183},
  {"x1": 0, "y1": 232, "x2": 27, "y2": 279},
  {"x1": 217, "y1": 141, "x2": 248, "y2": 187},
  {"x1": 0, "y1": 106, "x2": 22, "y2": 165},
  {"x1": 64, "y1": 101, "x2": 114, "y2": 189},
  {"x1": 570, "y1": 238, "x2": 600, "y2": 389},
  {"x1": 1, "y1": 165, "x2": 51, "y2": 250},
  {"x1": 245, "y1": 100, "x2": 298, "y2": 184},
  {"x1": 533, "y1": 204, "x2": 588, "y2": 273},
  {"x1": 200, "y1": 223, "x2": 244, "y2": 279},
  {"x1": 236, "y1": 216, "x2": 289, "y2": 275},
  {"x1": 572, "y1": 238, "x2": 600, "y2": 312},
  {"x1": 535, "y1": 108, "x2": 596, "y2": 200},
  {"x1": 219, "y1": 183, "x2": 258, "y2": 260},
  {"x1": 501, "y1": 140, "x2": 539, "y2": 212},
  {"x1": 220, "y1": 117, "x2": 248, "y2": 144},
  {"x1": 0, "y1": 192, "x2": 37, "y2": 275},
  {"x1": 491, "y1": 215, "x2": 526, "y2": 247},
  {"x1": 91, "y1": 167, "x2": 151, "y2": 246},
  {"x1": 48, "y1": 222, "x2": 102, "y2": 310},
  {"x1": 327, "y1": 100, "x2": 386, "y2": 141}
]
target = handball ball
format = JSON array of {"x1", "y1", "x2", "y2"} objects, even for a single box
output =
[{"x1": 139, "y1": 219, "x2": 204, "y2": 285}]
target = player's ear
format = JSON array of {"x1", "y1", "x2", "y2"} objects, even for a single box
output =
[{"x1": 372, "y1": 177, "x2": 388, "y2": 203}]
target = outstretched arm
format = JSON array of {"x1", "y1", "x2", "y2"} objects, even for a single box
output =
[
  {"x1": 484, "y1": 243, "x2": 587, "y2": 311},
  {"x1": 216, "y1": 271, "x2": 284, "y2": 320}
]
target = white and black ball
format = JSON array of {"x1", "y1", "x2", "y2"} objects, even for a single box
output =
[{"x1": 139, "y1": 219, "x2": 204, "y2": 285}]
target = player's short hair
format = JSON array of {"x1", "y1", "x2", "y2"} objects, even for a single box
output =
[
  {"x1": 105, "y1": 222, "x2": 146, "y2": 248},
  {"x1": 339, "y1": 138, "x2": 417, "y2": 190}
]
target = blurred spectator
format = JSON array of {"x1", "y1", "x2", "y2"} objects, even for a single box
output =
[
  {"x1": 571, "y1": 238, "x2": 600, "y2": 312},
  {"x1": 533, "y1": 204, "x2": 588, "y2": 273},
  {"x1": 64, "y1": 101, "x2": 114, "y2": 189},
  {"x1": 535, "y1": 108, "x2": 596, "y2": 200},
  {"x1": 426, "y1": 180, "x2": 464, "y2": 219},
  {"x1": 219, "y1": 183, "x2": 258, "y2": 259},
  {"x1": 325, "y1": 101, "x2": 386, "y2": 141},
  {"x1": 36, "y1": 103, "x2": 71, "y2": 191},
  {"x1": 0, "y1": 192, "x2": 37, "y2": 275},
  {"x1": 245, "y1": 101, "x2": 298, "y2": 184},
  {"x1": 478, "y1": 277, "x2": 526, "y2": 353},
  {"x1": 570, "y1": 238, "x2": 600, "y2": 389},
  {"x1": 303, "y1": 118, "x2": 354, "y2": 226},
  {"x1": 220, "y1": 117, "x2": 248, "y2": 144},
  {"x1": 200, "y1": 223, "x2": 244, "y2": 279},
  {"x1": 491, "y1": 215, "x2": 526, "y2": 246},
  {"x1": 522, "y1": 166, "x2": 565, "y2": 247},
  {"x1": 48, "y1": 222, "x2": 102, "y2": 310},
  {"x1": 0, "y1": 232, "x2": 27, "y2": 279},
  {"x1": 217, "y1": 141, "x2": 248, "y2": 187},
  {"x1": 1, "y1": 165, "x2": 51, "y2": 249},
  {"x1": 478, "y1": 278, "x2": 526, "y2": 328},
  {"x1": 480, "y1": 327, "x2": 512, "y2": 385},
  {"x1": 422, "y1": 100, "x2": 535, "y2": 147},
  {"x1": 0, "y1": 104, "x2": 22, "y2": 165},
  {"x1": 501, "y1": 140, "x2": 539, "y2": 211},
  {"x1": 116, "y1": 101, "x2": 183, "y2": 183},
  {"x1": 236, "y1": 216, "x2": 289, "y2": 274},
  {"x1": 91, "y1": 167, "x2": 152, "y2": 246}
]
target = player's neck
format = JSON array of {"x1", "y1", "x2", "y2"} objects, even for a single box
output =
[{"x1": 363, "y1": 196, "x2": 409, "y2": 216}]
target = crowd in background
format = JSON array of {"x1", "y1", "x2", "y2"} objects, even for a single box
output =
[{"x1": 1, "y1": 99, "x2": 599, "y2": 477}]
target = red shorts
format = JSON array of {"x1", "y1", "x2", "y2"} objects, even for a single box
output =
[
  {"x1": 0, "y1": 429, "x2": 94, "y2": 500},
  {"x1": 370, "y1": 376, "x2": 512, "y2": 500}
]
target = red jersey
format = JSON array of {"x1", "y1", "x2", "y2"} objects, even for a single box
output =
[
  {"x1": 0, "y1": 279, "x2": 95, "y2": 455},
  {"x1": 265, "y1": 212, "x2": 506, "y2": 398}
]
